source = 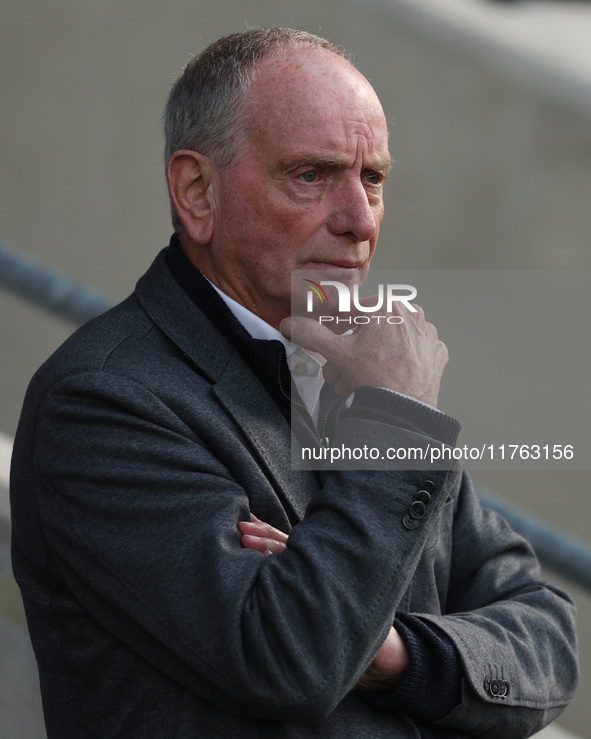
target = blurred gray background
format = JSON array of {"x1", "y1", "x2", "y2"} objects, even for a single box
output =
[{"x1": 1, "y1": 0, "x2": 590, "y2": 736}]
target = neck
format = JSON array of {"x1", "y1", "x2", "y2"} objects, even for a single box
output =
[{"x1": 177, "y1": 232, "x2": 288, "y2": 330}]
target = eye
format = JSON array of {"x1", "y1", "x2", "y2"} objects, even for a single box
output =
[
  {"x1": 364, "y1": 173, "x2": 382, "y2": 186},
  {"x1": 298, "y1": 171, "x2": 319, "y2": 183}
]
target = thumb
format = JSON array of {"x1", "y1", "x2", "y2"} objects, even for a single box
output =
[{"x1": 280, "y1": 317, "x2": 342, "y2": 360}]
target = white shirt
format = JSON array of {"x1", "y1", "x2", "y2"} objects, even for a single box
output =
[{"x1": 207, "y1": 283, "x2": 326, "y2": 423}]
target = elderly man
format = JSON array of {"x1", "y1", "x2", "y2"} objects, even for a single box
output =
[{"x1": 11, "y1": 27, "x2": 577, "y2": 738}]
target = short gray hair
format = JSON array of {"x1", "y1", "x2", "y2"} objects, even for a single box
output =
[{"x1": 164, "y1": 27, "x2": 351, "y2": 232}]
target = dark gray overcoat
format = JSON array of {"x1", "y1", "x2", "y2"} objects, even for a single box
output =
[{"x1": 10, "y1": 250, "x2": 578, "y2": 737}]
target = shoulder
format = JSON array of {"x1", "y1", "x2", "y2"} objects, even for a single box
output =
[{"x1": 26, "y1": 293, "x2": 157, "y2": 394}]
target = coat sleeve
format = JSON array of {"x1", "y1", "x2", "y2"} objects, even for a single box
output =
[
  {"x1": 421, "y1": 473, "x2": 578, "y2": 738},
  {"x1": 20, "y1": 368, "x2": 461, "y2": 723}
]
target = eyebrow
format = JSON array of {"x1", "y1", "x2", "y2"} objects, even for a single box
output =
[{"x1": 279, "y1": 154, "x2": 394, "y2": 177}]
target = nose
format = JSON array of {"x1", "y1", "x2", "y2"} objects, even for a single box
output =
[{"x1": 327, "y1": 177, "x2": 381, "y2": 243}]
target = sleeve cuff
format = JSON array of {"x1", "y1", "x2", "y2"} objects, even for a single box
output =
[
  {"x1": 362, "y1": 611, "x2": 463, "y2": 722},
  {"x1": 345, "y1": 386, "x2": 461, "y2": 447}
]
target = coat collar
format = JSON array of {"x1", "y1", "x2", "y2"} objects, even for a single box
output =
[{"x1": 135, "y1": 247, "x2": 235, "y2": 383}]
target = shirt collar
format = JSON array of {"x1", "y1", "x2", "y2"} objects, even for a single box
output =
[
  {"x1": 206, "y1": 280, "x2": 295, "y2": 356},
  {"x1": 206, "y1": 280, "x2": 327, "y2": 421}
]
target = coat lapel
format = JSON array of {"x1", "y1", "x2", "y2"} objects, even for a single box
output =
[
  {"x1": 135, "y1": 249, "x2": 318, "y2": 521},
  {"x1": 213, "y1": 353, "x2": 316, "y2": 521}
]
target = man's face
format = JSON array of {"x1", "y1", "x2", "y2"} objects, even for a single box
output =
[{"x1": 205, "y1": 48, "x2": 391, "y2": 328}]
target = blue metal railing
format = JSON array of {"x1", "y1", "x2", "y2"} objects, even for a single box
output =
[
  {"x1": 1, "y1": 240, "x2": 591, "y2": 591},
  {"x1": 0, "y1": 243, "x2": 115, "y2": 325}
]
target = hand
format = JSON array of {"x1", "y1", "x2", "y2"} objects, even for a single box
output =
[
  {"x1": 238, "y1": 516, "x2": 409, "y2": 688},
  {"x1": 354, "y1": 626, "x2": 409, "y2": 690},
  {"x1": 280, "y1": 304, "x2": 448, "y2": 407},
  {"x1": 238, "y1": 514, "x2": 288, "y2": 557}
]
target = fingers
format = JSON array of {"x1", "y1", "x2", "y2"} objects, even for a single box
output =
[
  {"x1": 241, "y1": 535, "x2": 286, "y2": 557},
  {"x1": 238, "y1": 516, "x2": 288, "y2": 557},
  {"x1": 243, "y1": 515, "x2": 289, "y2": 543},
  {"x1": 281, "y1": 302, "x2": 450, "y2": 407},
  {"x1": 323, "y1": 362, "x2": 355, "y2": 397},
  {"x1": 322, "y1": 362, "x2": 341, "y2": 385}
]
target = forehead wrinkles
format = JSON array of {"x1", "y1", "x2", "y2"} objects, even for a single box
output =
[{"x1": 244, "y1": 49, "x2": 384, "y2": 140}]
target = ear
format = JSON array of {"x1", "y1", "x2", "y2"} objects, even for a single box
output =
[{"x1": 166, "y1": 150, "x2": 217, "y2": 244}]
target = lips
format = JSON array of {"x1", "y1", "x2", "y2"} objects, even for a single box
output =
[{"x1": 305, "y1": 260, "x2": 366, "y2": 270}]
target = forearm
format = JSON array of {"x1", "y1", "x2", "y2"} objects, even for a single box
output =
[
  {"x1": 26, "y1": 371, "x2": 461, "y2": 722},
  {"x1": 242, "y1": 472, "x2": 578, "y2": 736},
  {"x1": 422, "y1": 480, "x2": 578, "y2": 738}
]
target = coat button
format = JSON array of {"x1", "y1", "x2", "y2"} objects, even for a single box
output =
[
  {"x1": 409, "y1": 501, "x2": 427, "y2": 519},
  {"x1": 403, "y1": 514, "x2": 419, "y2": 530},
  {"x1": 419, "y1": 480, "x2": 436, "y2": 494},
  {"x1": 414, "y1": 490, "x2": 432, "y2": 506},
  {"x1": 485, "y1": 678, "x2": 509, "y2": 698}
]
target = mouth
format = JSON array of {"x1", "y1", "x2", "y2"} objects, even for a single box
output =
[{"x1": 304, "y1": 260, "x2": 366, "y2": 270}]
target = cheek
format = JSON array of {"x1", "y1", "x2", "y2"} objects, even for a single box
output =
[
  {"x1": 218, "y1": 185, "x2": 329, "y2": 270},
  {"x1": 370, "y1": 202, "x2": 384, "y2": 236}
]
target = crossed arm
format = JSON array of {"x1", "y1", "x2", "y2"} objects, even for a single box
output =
[{"x1": 239, "y1": 514, "x2": 410, "y2": 691}]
